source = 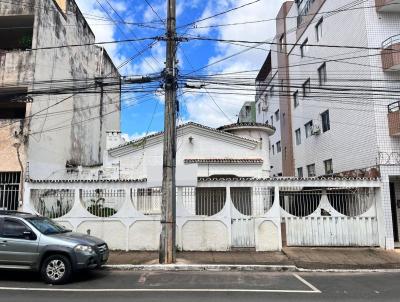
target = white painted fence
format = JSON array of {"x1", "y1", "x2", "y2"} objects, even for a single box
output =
[
  {"x1": 23, "y1": 178, "x2": 383, "y2": 251},
  {"x1": 281, "y1": 188, "x2": 380, "y2": 247}
]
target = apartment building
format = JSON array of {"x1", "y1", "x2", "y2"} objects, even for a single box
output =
[
  {"x1": 238, "y1": 101, "x2": 256, "y2": 123},
  {"x1": 255, "y1": 0, "x2": 400, "y2": 248},
  {"x1": 0, "y1": 0, "x2": 121, "y2": 209}
]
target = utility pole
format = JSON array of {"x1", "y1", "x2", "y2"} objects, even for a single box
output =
[{"x1": 160, "y1": 0, "x2": 177, "y2": 264}]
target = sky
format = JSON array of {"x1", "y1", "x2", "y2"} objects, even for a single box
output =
[{"x1": 75, "y1": 0, "x2": 285, "y2": 140}]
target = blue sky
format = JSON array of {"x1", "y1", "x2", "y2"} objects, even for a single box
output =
[{"x1": 75, "y1": 0, "x2": 284, "y2": 140}]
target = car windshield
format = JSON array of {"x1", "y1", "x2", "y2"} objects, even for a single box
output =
[{"x1": 26, "y1": 217, "x2": 70, "y2": 235}]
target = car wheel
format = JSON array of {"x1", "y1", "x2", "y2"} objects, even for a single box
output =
[{"x1": 40, "y1": 254, "x2": 72, "y2": 285}]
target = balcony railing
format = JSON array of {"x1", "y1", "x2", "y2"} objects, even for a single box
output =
[
  {"x1": 388, "y1": 101, "x2": 400, "y2": 136},
  {"x1": 381, "y1": 34, "x2": 400, "y2": 71},
  {"x1": 376, "y1": 0, "x2": 400, "y2": 12}
]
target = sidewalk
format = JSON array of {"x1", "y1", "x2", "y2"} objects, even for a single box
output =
[
  {"x1": 283, "y1": 247, "x2": 400, "y2": 270},
  {"x1": 107, "y1": 248, "x2": 400, "y2": 271}
]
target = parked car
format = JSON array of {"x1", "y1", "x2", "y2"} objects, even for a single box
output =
[{"x1": 0, "y1": 211, "x2": 109, "y2": 284}]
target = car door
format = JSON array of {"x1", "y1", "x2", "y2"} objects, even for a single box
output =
[{"x1": 0, "y1": 218, "x2": 39, "y2": 267}]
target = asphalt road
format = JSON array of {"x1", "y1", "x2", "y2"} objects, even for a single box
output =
[{"x1": 0, "y1": 269, "x2": 399, "y2": 301}]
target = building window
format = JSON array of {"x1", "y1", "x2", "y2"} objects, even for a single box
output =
[
  {"x1": 270, "y1": 86, "x2": 274, "y2": 96},
  {"x1": 300, "y1": 38, "x2": 309, "y2": 57},
  {"x1": 270, "y1": 115, "x2": 274, "y2": 126},
  {"x1": 0, "y1": 15, "x2": 34, "y2": 51},
  {"x1": 293, "y1": 90, "x2": 299, "y2": 108},
  {"x1": 318, "y1": 63, "x2": 327, "y2": 86},
  {"x1": 324, "y1": 159, "x2": 333, "y2": 175},
  {"x1": 302, "y1": 78, "x2": 311, "y2": 97},
  {"x1": 276, "y1": 141, "x2": 282, "y2": 153},
  {"x1": 321, "y1": 110, "x2": 330, "y2": 132},
  {"x1": 295, "y1": 129, "x2": 301, "y2": 145},
  {"x1": 307, "y1": 164, "x2": 316, "y2": 177},
  {"x1": 279, "y1": 34, "x2": 285, "y2": 52},
  {"x1": 305, "y1": 120, "x2": 313, "y2": 138},
  {"x1": 280, "y1": 80, "x2": 284, "y2": 92},
  {"x1": 275, "y1": 110, "x2": 280, "y2": 121},
  {"x1": 297, "y1": 167, "x2": 304, "y2": 178},
  {"x1": 0, "y1": 89, "x2": 28, "y2": 119},
  {"x1": 315, "y1": 18, "x2": 323, "y2": 42},
  {"x1": 272, "y1": 145, "x2": 275, "y2": 155},
  {"x1": 258, "y1": 103, "x2": 261, "y2": 114}
]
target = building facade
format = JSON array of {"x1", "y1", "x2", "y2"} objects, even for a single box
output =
[
  {"x1": 255, "y1": 0, "x2": 400, "y2": 248},
  {"x1": 238, "y1": 101, "x2": 256, "y2": 123},
  {"x1": 0, "y1": 0, "x2": 121, "y2": 210}
]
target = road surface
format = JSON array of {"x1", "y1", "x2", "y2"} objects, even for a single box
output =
[{"x1": 0, "y1": 269, "x2": 398, "y2": 301}]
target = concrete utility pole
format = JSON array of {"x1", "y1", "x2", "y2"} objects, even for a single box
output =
[{"x1": 160, "y1": 0, "x2": 177, "y2": 264}]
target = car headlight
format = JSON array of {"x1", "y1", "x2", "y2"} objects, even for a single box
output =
[{"x1": 74, "y1": 244, "x2": 94, "y2": 253}]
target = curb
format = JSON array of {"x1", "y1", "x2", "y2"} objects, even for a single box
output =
[
  {"x1": 104, "y1": 264, "x2": 297, "y2": 272},
  {"x1": 104, "y1": 264, "x2": 400, "y2": 273},
  {"x1": 296, "y1": 267, "x2": 400, "y2": 273}
]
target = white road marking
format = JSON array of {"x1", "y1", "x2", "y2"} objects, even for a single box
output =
[
  {"x1": 0, "y1": 273, "x2": 321, "y2": 294},
  {"x1": 292, "y1": 273, "x2": 321, "y2": 293},
  {"x1": 0, "y1": 287, "x2": 319, "y2": 293}
]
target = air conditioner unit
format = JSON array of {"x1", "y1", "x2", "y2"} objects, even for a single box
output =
[{"x1": 312, "y1": 125, "x2": 321, "y2": 135}]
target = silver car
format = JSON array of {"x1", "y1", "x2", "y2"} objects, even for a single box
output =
[{"x1": 0, "y1": 211, "x2": 109, "y2": 284}]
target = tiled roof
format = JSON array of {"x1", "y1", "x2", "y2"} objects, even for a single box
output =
[
  {"x1": 109, "y1": 122, "x2": 260, "y2": 151},
  {"x1": 217, "y1": 122, "x2": 276, "y2": 131},
  {"x1": 184, "y1": 159, "x2": 263, "y2": 164},
  {"x1": 198, "y1": 176, "x2": 379, "y2": 182},
  {"x1": 26, "y1": 178, "x2": 147, "y2": 183}
]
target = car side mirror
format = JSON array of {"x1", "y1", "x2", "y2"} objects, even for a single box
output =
[{"x1": 23, "y1": 231, "x2": 37, "y2": 240}]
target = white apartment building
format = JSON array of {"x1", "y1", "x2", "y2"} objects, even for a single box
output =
[{"x1": 255, "y1": 0, "x2": 400, "y2": 248}]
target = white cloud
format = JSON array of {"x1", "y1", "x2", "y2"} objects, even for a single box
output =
[{"x1": 121, "y1": 131, "x2": 157, "y2": 142}]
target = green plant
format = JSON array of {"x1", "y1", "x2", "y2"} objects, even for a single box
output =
[
  {"x1": 86, "y1": 195, "x2": 116, "y2": 217},
  {"x1": 18, "y1": 35, "x2": 32, "y2": 49}
]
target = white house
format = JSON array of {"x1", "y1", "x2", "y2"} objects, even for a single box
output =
[{"x1": 102, "y1": 122, "x2": 276, "y2": 181}]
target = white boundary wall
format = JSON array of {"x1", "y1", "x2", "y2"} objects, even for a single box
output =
[{"x1": 22, "y1": 178, "x2": 385, "y2": 251}]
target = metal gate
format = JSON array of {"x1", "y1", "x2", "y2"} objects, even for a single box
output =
[
  {"x1": 281, "y1": 188, "x2": 379, "y2": 247},
  {"x1": 0, "y1": 172, "x2": 20, "y2": 211},
  {"x1": 231, "y1": 217, "x2": 255, "y2": 247}
]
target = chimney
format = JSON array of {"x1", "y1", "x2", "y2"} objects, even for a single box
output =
[{"x1": 106, "y1": 131, "x2": 123, "y2": 150}]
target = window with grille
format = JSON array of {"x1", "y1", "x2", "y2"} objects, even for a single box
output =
[{"x1": 0, "y1": 172, "x2": 20, "y2": 211}]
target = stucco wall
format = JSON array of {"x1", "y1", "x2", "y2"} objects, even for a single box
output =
[{"x1": 0, "y1": 0, "x2": 120, "y2": 181}]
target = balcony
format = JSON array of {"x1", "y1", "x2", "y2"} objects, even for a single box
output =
[
  {"x1": 381, "y1": 35, "x2": 400, "y2": 71},
  {"x1": 376, "y1": 0, "x2": 400, "y2": 12},
  {"x1": 388, "y1": 101, "x2": 400, "y2": 136}
]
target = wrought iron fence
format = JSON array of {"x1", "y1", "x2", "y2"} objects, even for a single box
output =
[
  {"x1": 31, "y1": 189, "x2": 74, "y2": 218},
  {"x1": 280, "y1": 189, "x2": 322, "y2": 217},
  {"x1": 327, "y1": 188, "x2": 375, "y2": 217},
  {"x1": 231, "y1": 187, "x2": 275, "y2": 217},
  {"x1": 0, "y1": 172, "x2": 20, "y2": 211},
  {"x1": 131, "y1": 188, "x2": 162, "y2": 215},
  {"x1": 80, "y1": 189, "x2": 125, "y2": 217},
  {"x1": 182, "y1": 187, "x2": 226, "y2": 216}
]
